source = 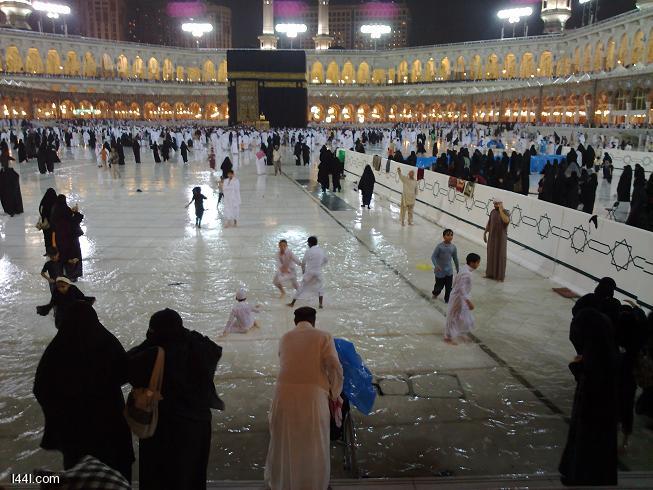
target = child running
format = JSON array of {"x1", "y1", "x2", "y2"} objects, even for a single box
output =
[
  {"x1": 221, "y1": 287, "x2": 261, "y2": 336},
  {"x1": 444, "y1": 253, "x2": 481, "y2": 345},
  {"x1": 40, "y1": 248, "x2": 63, "y2": 295},
  {"x1": 431, "y1": 229, "x2": 460, "y2": 303},
  {"x1": 186, "y1": 186, "x2": 207, "y2": 228},
  {"x1": 273, "y1": 239, "x2": 301, "y2": 298}
]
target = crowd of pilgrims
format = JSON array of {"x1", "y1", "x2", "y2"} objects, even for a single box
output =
[{"x1": 1, "y1": 120, "x2": 653, "y2": 230}]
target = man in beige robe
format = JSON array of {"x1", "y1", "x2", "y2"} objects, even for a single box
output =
[
  {"x1": 397, "y1": 168, "x2": 418, "y2": 226},
  {"x1": 264, "y1": 307, "x2": 343, "y2": 490},
  {"x1": 483, "y1": 199, "x2": 510, "y2": 281}
]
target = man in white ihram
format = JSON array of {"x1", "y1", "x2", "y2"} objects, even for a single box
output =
[
  {"x1": 287, "y1": 236, "x2": 328, "y2": 309},
  {"x1": 264, "y1": 306, "x2": 343, "y2": 490}
]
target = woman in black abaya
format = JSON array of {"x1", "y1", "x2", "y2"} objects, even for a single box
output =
[
  {"x1": 0, "y1": 148, "x2": 23, "y2": 217},
  {"x1": 358, "y1": 164, "x2": 376, "y2": 209},
  {"x1": 151, "y1": 142, "x2": 161, "y2": 163},
  {"x1": 133, "y1": 137, "x2": 141, "y2": 164},
  {"x1": 559, "y1": 308, "x2": 618, "y2": 487},
  {"x1": 50, "y1": 195, "x2": 84, "y2": 281},
  {"x1": 39, "y1": 188, "x2": 58, "y2": 252},
  {"x1": 617, "y1": 165, "x2": 632, "y2": 202},
  {"x1": 34, "y1": 301, "x2": 134, "y2": 482}
]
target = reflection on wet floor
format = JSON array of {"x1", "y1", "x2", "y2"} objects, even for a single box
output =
[{"x1": 0, "y1": 146, "x2": 651, "y2": 482}]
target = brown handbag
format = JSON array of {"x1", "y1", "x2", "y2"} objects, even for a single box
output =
[{"x1": 124, "y1": 347, "x2": 165, "y2": 439}]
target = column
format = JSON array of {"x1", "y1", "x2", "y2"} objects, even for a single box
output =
[
  {"x1": 259, "y1": 0, "x2": 278, "y2": 49},
  {"x1": 314, "y1": 0, "x2": 333, "y2": 50}
]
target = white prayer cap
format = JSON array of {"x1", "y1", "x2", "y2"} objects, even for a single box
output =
[
  {"x1": 55, "y1": 276, "x2": 72, "y2": 284},
  {"x1": 492, "y1": 197, "x2": 503, "y2": 204},
  {"x1": 236, "y1": 287, "x2": 247, "y2": 301}
]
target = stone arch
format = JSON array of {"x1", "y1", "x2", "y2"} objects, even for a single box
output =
[
  {"x1": 387, "y1": 67, "x2": 396, "y2": 84},
  {"x1": 539, "y1": 51, "x2": 553, "y2": 77},
  {"x1": 202, "y1": 60, "x2": 216, "y2": 82},
  {"x1": 96, "y1": 100, "x2": 111, "y2": 118},
  {"x1": 617, "y1": 32, "x2": 629, "y2": 66},
  {"x1": 176, "y1": 66, "x2": 185, "y2": 81},
  {"x1": 372, "y1": 103, "x2": 385, "y2": 121},
  {"x1": 632, "y1": 30, "x2": 645, "y2": 65},
  {"x1": 556, "y1": 55, "x2": 571, "y2": 77},
  {"x1": 486, "y1": 54, "x2": 499, "y2": 79},
  {"x1": 116, "y1": 54, "x2": 129, "y2": 78},
  {"x1": 397, "y1": 60, "x2": 408, "y2": 83},
  {"x1": 341, "y1": 61, "x2": 354, "y2": 83},
  {"x1": 5, "y1": 46, "x2": 23, "y2": 73},
  {"x1": 471, "y1": 55, "x2": 482, "y2": 80},
  {"x1": 64, "y1": 51, "x2": 81, "y2": 76},
  {"x1": 357, "y1": 61, "x2": 370, "y2": 84},
  {"x1": 356, "y1": 104, "x2": 370, "y2": 123},
  {"x1": 605, "y1": 38, "x2": 616, "y2": 71},
  {"x1": 326, "y1": 61, "x2": 339, "y2": 83},
  {"x1": 143, "y1": 102, "x2": 156, "y2": 119},
  {"x1": 163, "y1": 59, "x2": 174, "y2": 81},
  {"x1": 59, "y1": 99, "x2": 75, "y2": 118},
  {"x1": 189, "y1": 102, "x2": 202, "y2": 119},
  {"x1": 371, "y1": 68, "x2": 385, "y2": 84},
  {"x1": 582, "y1": 43, "x2": 592, "y2": 72},
  {"x1": 82, "y1": 52, "x2": 96, "y2": 77},
  {"x1": 326, "y1": 104, "x2": 340, "y2": 123},
  {"x1": 187, "y1": 67, "x2": 201, "y2": 82},
  {"x1": 309, "y1": 103, "x2": 325, "y2": 122},
  {"x1": 310, "y1": 61, "x2": 324, "y2": 83},
  {"x1": 340, "y1": 104, "x2": 354, "y2": 122},
  {"x1": 101, "y1": 53, "x2": 114, "y2": 77},
  {"x1": 572, "y1": 47, "x2": 581, "y2": 73},
  {"x1": 130, "y1": 102, "x2": 141, "y2": 118},
  {"x1": 439, "y1": 57, "x2": 451, "y2": 80},
  {"x1": 148, "y1": 57, "x2": 160, "y2": 80},
  {"x1": 425, "y1": 59, "x2": 436, "y2": 81},
  {"x1": 454, "y1": 56, "x2": 465, "y2": 80},
  {"x1": 504, "y1": 53, "x2": 517, "y2": 78},
  {"x1": 46, "y1": 49, "x2": 62, "y2": 75},
  {"x1": 25, "y1": 48, "x2": 44, "y2": 74},
  {"x1": 114, "y1": 101, "x2": 128, "y2": 119},
  {"x1": 206, "y1": 102, "x2": 220, "y2": 120},
  {"x1": 410, "y1": 59, "x2": 422, "y2": 83},
  {"x1": 159, "y1": 102, "x2": 173, "y2": 119},
  {"x1": 519, "y1": 52, "x2": 535, "y2": 78},
  {"x1": 132, "y1": 56, "x2": 145, "y2": 79},
  {"x1": 217, "y1": 60, "x2": 227, "y2": 82},
  {"x1": 593, "y1": 42, "x2": 605, "y2": 72}
]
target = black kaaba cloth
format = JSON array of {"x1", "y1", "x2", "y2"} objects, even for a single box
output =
[{"x1": 227, "y1": 50, "x2": 307, "y2": 128}]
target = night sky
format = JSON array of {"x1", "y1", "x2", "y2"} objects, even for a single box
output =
[{"x1": 212, "y1": 0, "x2": 637, "y2": 48}]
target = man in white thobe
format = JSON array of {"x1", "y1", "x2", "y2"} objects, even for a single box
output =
[
  {"x1": 273, "y1": 239, "x2": 301, "y2": 297},
  {"x1": 288, "y1": 236, "x2": 328, "y2": 309},
  {"x1": 222, "y1": 169, "x2": 241, "y2": 227},
  {"x1": 264, "y1": 307, "x2": 343, "y2": 490}
]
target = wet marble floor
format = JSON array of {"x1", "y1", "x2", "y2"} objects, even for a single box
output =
[{"x1": 0, "y1": 145, "x2": 651, "y2": 483}]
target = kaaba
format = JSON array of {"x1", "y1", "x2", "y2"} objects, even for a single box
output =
[{"x1": 227, "y1": 50, "x2": 307, "y2": 128}]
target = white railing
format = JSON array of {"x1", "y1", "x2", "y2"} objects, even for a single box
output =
[{"x1": 343, "y1": 150, "x2": 653, "y2": 309}]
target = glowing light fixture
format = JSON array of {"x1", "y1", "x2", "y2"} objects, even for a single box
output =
[
  {"x1": 497, "y1": 6, "x2": 532, "y2": 24},
  {"x1": 275, "y1": 23, "x2": 307, "y2": 38},
  {"x1": 360, "y1": 24, "x2": 391, "y2": 39},
  {"x1": 182, "y1": 22, "x2": 213, "y2": 38},
  {"x1": 33, "y1": 1, "x2": 70, "y2": 19}
]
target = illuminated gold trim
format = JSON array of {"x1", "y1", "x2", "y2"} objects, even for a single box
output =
[
  {"x1": 228, "y1": 71, "x2": 307, "y2": 81},
  {"x1": 263, "y1": 81, "x2": 306, "y2": 88}
]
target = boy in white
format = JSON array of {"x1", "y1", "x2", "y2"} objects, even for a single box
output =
[
  {"x1": 221, "y1": 287, "x2": 260, "y2": 336},
  {"x1": 445, "y1": 253, "x2": 481, "y2": 345},
  {"x1": 273, "y1": 239, "x2": 302, "y2": 298},
  {"x1": 288, "y1": 236, "x2": 328, "y2": 309}
]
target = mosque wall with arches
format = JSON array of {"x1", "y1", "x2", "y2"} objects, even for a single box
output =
[{"x1": 0, "y1": 8, "x2": 652, "y2": 123}]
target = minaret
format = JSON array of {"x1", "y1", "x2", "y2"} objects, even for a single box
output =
[
  {"x1": 540, "y1": 0, "x2": 572, "y2": 34},
  {"x1": 313, "y1": 0, "x2": 333, "y2": 50},
  {"x1": 0, "y1": 0, "x2": 34, "y2": 30},
  {"x1": 259, "y1": 0, "x2": 278, "y2": 49}
]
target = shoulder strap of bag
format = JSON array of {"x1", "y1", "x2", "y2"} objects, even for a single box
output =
[{"x1": 149, "y1": 347, "x2": 165, "y2": 394}]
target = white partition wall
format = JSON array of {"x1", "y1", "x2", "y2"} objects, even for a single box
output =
[{"x1": 343, "y1": 150, "x2": 653, "y2": 309}]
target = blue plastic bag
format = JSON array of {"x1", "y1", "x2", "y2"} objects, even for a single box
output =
[{"x1": 334, "y1": 338, "x2": 376, "y2": 415}]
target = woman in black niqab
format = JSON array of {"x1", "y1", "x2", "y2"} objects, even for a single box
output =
[
  {"x1": 358, "y1": 164, "x2": 376, "y2": 209},
  {"x1": 617, "y1": 164, "x2": 632, "y2": 202},
  {"x1": 33, "y1": 301, "x2": 134, "y2": 482}
]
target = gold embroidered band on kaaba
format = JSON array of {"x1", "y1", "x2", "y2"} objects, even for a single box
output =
[{"x1": 228, "y1": 71, "x2": 307, "y2": 81}]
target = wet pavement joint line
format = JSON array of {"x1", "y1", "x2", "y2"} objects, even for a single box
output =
[{"x1": 283, "y1": 171, "x2": 571, "y2": 422}]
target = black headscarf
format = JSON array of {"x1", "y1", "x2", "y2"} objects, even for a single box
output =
[{"x1": 40, "y1": 188, "x2": 57, "y2": 219}]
